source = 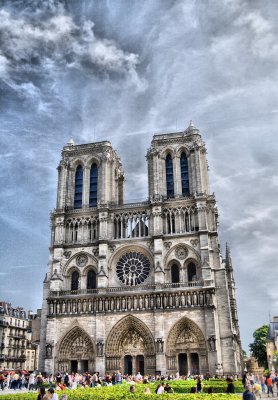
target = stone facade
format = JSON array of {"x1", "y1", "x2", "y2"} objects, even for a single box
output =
[{"x1": 39, "y1": 122, "x2": 242, "y2": 376}]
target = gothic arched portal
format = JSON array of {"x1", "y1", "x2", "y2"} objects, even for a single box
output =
[
  {"x1": 105, "y1": 315, "x2": 156, "y2": 375},
  {"x1": 166, "y1": 317, "x2": 208, "y2": 375},
  {"x1": 57, "y1": 326, "x2": 95, "y2": 373}
]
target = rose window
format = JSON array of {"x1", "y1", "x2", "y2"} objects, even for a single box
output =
[{"x1": 116, "y1": 252, "x2": 150, "y2": 286}]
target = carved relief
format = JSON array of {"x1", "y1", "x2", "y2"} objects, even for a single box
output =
[
  {"x1": 190, "y1": 239, "x2": 198, "y2": 247},
  {"x1": 164, "y1": 242, "x2": 172, "y2": 250},
  {"x1": 76, "y1": 254, "x2": 88, "y2": 267},
  {"x1": 175, "y1": 246, "x2": 188, "y2": 260},
  {"x1": 63, "y1": 251, "x2": 72, "y2": 259},
  {"x1": 122, "y1": 331, "x2": 145, "y2": 354}
]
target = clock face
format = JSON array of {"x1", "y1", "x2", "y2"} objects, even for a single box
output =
[
  {"x1": 175, "y1": 246, "x2": 188, "y2": 260},
  {"x1": 76, "y1": 254, "x2": 88, "y2": 267},
  {"x1": 116, "y1": 252, "x2": 150, "y2": 286}
]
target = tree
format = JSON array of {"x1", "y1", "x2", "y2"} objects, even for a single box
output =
[{"x1": 249, "y1": 325, "x2": 269, "y2": 368}]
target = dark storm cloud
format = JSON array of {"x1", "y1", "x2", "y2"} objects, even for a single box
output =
[{"x1": 1, "y1": 0, "x2": 278, "y2": 350}]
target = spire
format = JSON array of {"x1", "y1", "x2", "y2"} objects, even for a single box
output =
[{"x1": 185, "y1": 120, "x2": 200, "y2": 135}]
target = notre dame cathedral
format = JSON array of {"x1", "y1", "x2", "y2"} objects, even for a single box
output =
[{"x1": 39, "y1": 122, "x2": 242, "y2": 376}]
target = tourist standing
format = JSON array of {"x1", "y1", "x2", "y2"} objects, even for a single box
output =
[
  {"x1": 243, "y1": 385, "x2": 255, "y2": 400},
  {"x1": 226, "y1": 377, "x2": 235, "y2": 394}
]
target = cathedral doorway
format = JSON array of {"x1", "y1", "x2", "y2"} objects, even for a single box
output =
[
  {"x1": 57, "y1": 326, "x2": 95, "y2": 373},
  {"x1": 178, "y1": 353, "x2": 188, "y2": 375},
  {"x1": 124, "y1": 355, "x2": 133, "y2": 375},
  {"x1": 190, "y1": 353, "x2": 199, "y2": 374},
  {"x1": 71, "y1": 360, "x2": 78, "y2": 373},
  {"x1": 105, "y1": 315, "x2": 155, "y2": 375},
  {"x1": 166, "y1": 317, "x2": 207, "y2": 374},
  {"x1": 136, "y1": 355, "x2": 144, "y2": 375}
]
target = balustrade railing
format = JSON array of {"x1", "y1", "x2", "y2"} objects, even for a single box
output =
[{"x1": 49, "y1": 280, "x2": 209, "y2": 298}]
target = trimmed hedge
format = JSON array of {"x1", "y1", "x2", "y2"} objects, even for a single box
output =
[{"x1": 0, "y1": 379, "x2": 243, "y2": 399}]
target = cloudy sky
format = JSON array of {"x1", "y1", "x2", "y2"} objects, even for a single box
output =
[{"x1": 1, "y1": 0, "x2": 278, "y2": 351}]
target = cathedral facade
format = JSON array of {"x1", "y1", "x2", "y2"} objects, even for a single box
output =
[{"x1": 39, "y1": 122, "x2": 242, "y2": 376}]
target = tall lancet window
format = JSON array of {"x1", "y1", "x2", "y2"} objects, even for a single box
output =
[
  {"x1": 87, "y1": 270, "x2": 96, "y2": 290},
  {"x1": 89, "y1": 163, "x2": 98, "y2": 207},
  {"x1": 71, "y1": 271, "x2": 79, "y2": 291},
  {"x1": 166, "y1": 154, "x2": 174, "y2": 198},
  {"x1": 74, "y1": 165, "x2": 83, "y2": 209},
  {"x1": 180, "y1": 152, "x2": 189, "y2": 196}
]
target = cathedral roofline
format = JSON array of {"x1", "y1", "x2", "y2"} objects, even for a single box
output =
[
  {"x1": 62, "y1": 140, "x2": 113, "y2": 152},
  {"x1": 152, "y1": 121, "x2": 200, "y2": 142}
]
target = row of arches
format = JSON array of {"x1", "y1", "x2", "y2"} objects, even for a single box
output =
[
  {"x1": 166, "y1": 152, "x2": 189, "y2": 198},
  {"x1": 71, "y1": 269, "x2": 97, "y2": 291},
  {"x1": 56, "y1": 315, "x2": 208, "y2": 375},
  {"x1": 68, "y1": 261, "x2": 198, "y2": 291},
  {"x1": 171, "y1": 262, "x2": 197, "y2": 284},
  {"x1": 74, "y1": 164, "x2": 98, "y2": 209}
]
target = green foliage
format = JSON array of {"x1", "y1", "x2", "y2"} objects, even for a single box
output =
[
  {"x1": 274, "y1": 350, "x2": 278, "y2": 369},
  {"x1": 0, "y1": 379, "x2": 244, "y2": 399},
  {"x1": 249, "y1": 324, "x2": 269, "y2": 368}
]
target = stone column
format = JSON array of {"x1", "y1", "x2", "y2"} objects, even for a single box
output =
[{"x1": 173, "y1": 154, "x2": 182, "y2": 196}]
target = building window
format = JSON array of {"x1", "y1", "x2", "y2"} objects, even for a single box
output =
[
  {"x1": 71, "y1": 271, "x2": 79, "y2": 291},
  {"x1": 165, "y1": 154, "x2": 174, "y2": 198},
  {"x1": 87, "y1": 270, "x2": 96, "y2": 290},
  {"x1": 89, "y1": 163, "x2": 98, "y2": 207},
  {"x1": 171, "y1": 264, "x2": 180, "y2": 284},
  {"x1": 188, "y1": 262, "x2": 197, "y2": 282},
  {"x1": 180, "y1": 152, "x2": 189, "y2": 196},
  {"x1": 74, "y1": 165, "x2": 83, "y2": 209}
]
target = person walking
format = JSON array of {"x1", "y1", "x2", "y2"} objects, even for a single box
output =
[
  {"x1": 196, "y1": 377, "x2": 202, "y2": 393},
  {"x1": 29, "y1": 372, "x2": 35, "y2": 390},
  {"x1": 266, "y1": 375, "x2": 274, "y2": 397},
  {"x1": 0, "y1": 373, "x2": 5, "y2": 391}
]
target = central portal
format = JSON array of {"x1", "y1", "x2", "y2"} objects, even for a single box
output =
[{"x1": 105, "y1": 315, "x2": 156, "y2": 375}]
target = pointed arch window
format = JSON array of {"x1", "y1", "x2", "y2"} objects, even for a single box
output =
[
  {"x1": 171, "y1": 263, "x2": 180, "y2": 284},
  {"x1": 74, "y1": 165, "x2": 83, "y2": 209},
  {"x1": 188, "y1": 262, "x2": 197, "y2": 282},
  {"x1": 87, "y1": 270, "x2": 96, "y2": 290},
  {"x1": 71, "y1": 271, "x2": 79, "y2": 291},
  {"x1": 180, "y1": 152, "x2": 189, "y2": 196},
  {"x1": 89, "y1": 163, "x2": 98, "y2": 207},
  {"x1": 166, "y1": 154, "x2": 174, "y2": 198}
]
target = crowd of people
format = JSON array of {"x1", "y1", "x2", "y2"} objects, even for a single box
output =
[
  {"x1": 242, "y1": 372, "x2": 278, "y2": 399},
  {"x1": 0, "y1": 369, "x2": 278, "y2": 398}
]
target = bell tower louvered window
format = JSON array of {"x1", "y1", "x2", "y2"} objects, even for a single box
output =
[
  {"x1": 74, "y1": 165, "x2": 83, "y2": 209},
  {"x1": 166, "y1": 154, "x2": 174, "y2": 198},
  {"x1": 89, "y1": 163, "x2": 98, "y2": 207},
  {"x1": 180, "y1": 152, "x2": 189, "y2": 196}
]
